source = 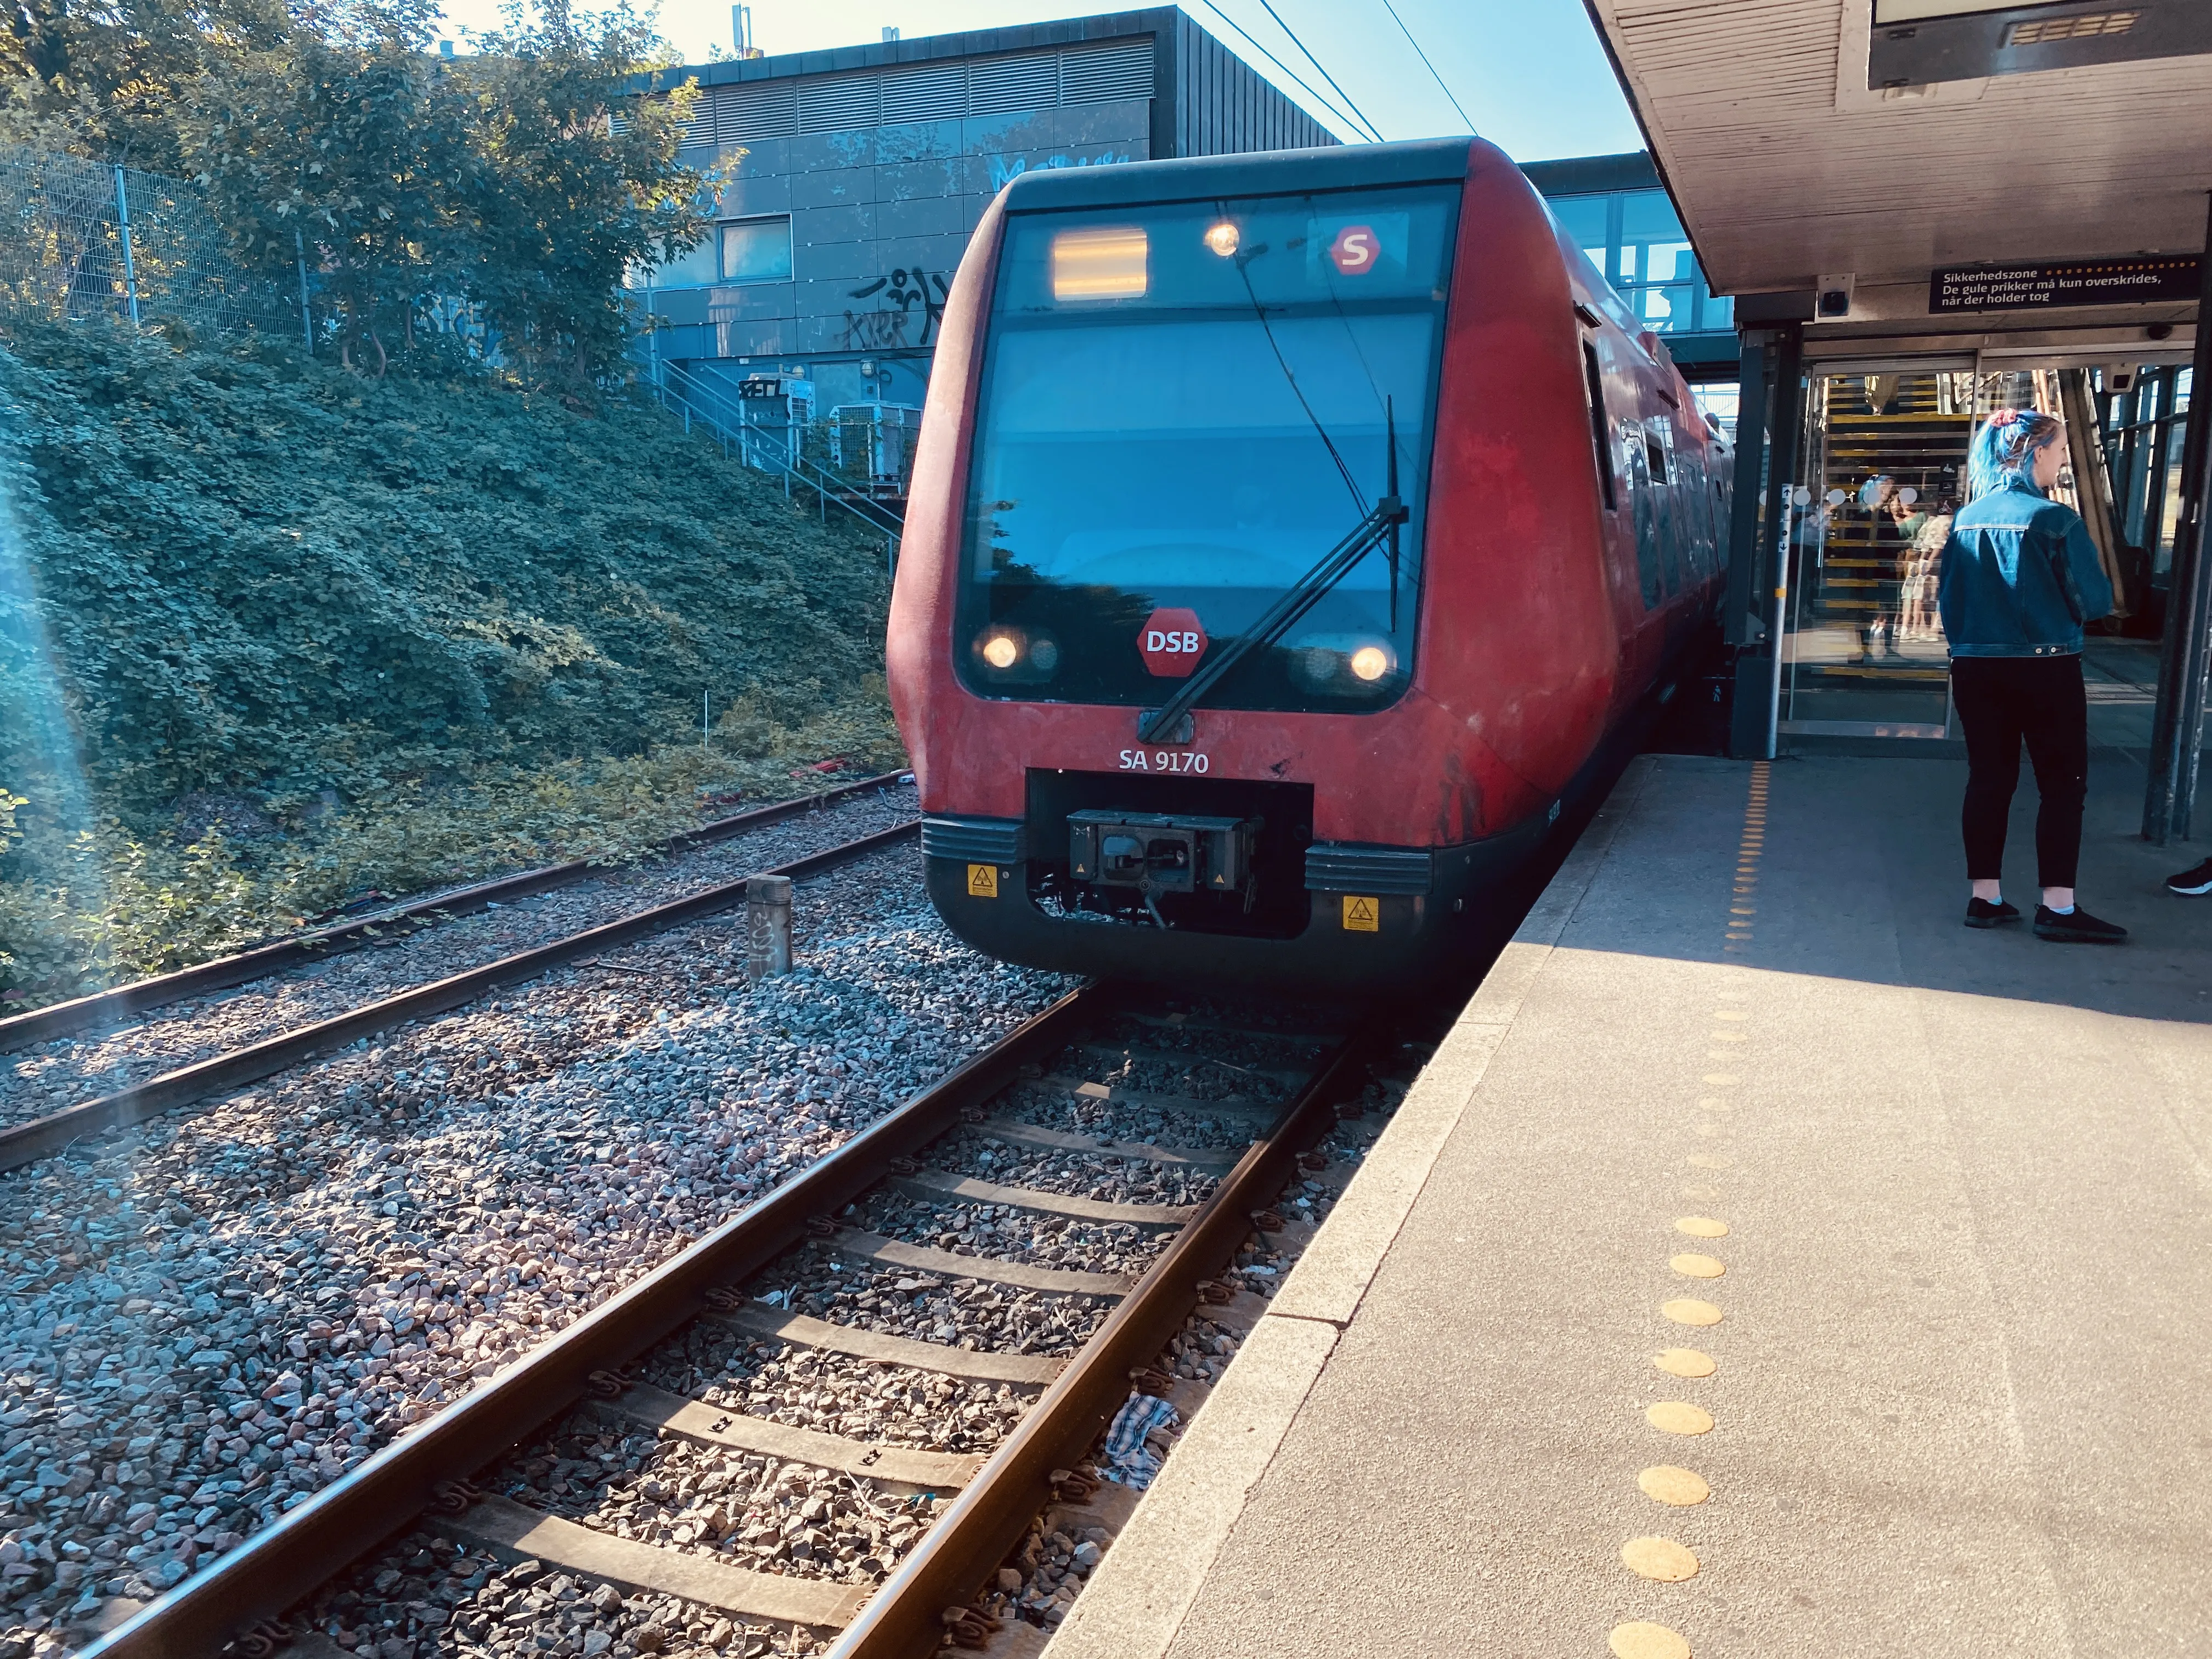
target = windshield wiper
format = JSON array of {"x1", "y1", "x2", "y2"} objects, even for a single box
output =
[{"x1": 1137, "y1": 400, "x2": 1408, "y2": 745}]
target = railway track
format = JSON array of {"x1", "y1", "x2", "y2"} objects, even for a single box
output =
[
  {"x1": 0, "y1": 810, "x2": 919, "y2": 1175},
  {"x1": 72, "y1": 987, "x2": 1429, "y2": 1659},
  {"x1": 0, "y1": 774, "x2": 910, "y2": 1057}
]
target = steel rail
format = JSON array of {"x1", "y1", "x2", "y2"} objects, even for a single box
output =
[
  {"x1": 0, "y1": 822, "x2": 920, "y2": 1173},
  {"x1": 0, "y1": 771, "x2": 910, "y2": 1054},
  {"x1": 79, "y1": 984, "x2": 1108, "y2": 1659},
  {"x1": 823, "y1": 1024, "x2": 1373, "y2": 1659}
]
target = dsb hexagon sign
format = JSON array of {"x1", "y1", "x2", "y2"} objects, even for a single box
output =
[{"x1": 1139, "y1": 608, "x2": 1206, "y2": 677}]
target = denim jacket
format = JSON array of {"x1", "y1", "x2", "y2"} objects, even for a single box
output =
[{"x1": 1936, "y1": 476, "x2": 2113, "y2": 658}]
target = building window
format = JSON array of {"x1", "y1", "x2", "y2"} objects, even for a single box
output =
[{"x1": 721, "y1": 216, "x2": 794, "y2": 283}]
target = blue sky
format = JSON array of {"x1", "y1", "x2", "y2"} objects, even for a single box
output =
[{"x1": 433, "y1": 1, "x2": 1644, "y2": 163}]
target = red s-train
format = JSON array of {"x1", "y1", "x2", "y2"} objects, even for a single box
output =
[{"x1": 887, "y1": 136, "x2": 1727, "y2": 994}]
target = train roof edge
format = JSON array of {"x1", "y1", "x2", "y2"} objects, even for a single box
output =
[{"x1": 998, "y1": 136, "x2": 1482, "y2": 213}]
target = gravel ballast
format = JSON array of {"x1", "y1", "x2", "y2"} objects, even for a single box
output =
[
  {"x1": 0, "y1": 783, "x2": 919, "y2": 1132},
  {"x1": 0, "y1": 838, "x2": 1071, "y2": 1656}
]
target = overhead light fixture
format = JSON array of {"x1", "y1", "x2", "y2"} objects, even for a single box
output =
[{"x1": 2008, "y1": 9, "x2": 2138, "y2": 44}]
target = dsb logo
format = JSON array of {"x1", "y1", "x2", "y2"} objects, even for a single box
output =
[{"x1": 1138, "y1": 607, "x2": 1206, "y2": 678}]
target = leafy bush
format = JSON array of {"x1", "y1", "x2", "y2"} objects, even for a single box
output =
[{"x1": 0, "y1": 318, "x2": 903, "y2": 1002}]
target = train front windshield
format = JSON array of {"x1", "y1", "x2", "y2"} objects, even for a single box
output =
[{"x1": 957, "y1": 186, "x2": 1458, "y2": 712}]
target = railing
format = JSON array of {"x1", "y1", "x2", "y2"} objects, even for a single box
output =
[{"x1": 647, "y1": 359, "x2": 906, "y2": 541}]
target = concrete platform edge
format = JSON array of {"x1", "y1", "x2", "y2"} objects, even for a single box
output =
[{"x1": 1042, "y1": 756, "x2": 1663, "y2": 1659}]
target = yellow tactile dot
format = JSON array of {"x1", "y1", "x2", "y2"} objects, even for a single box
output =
[
  {"x1": 1671, "y1": 1253, "x2": 1725, "y2": 1279},
  {"x1": 1696, "y1": 1097, "x2": 1728, "y2": 1109},
  {"x1": 1622, "y1": 1536, "x2": 1701, "y2": 1581},
  {"x1": 1663, "y1": 1297, "x2": 1723, "y2": 1326},
  {"x1": 1653, "y1": 1347, "x2": 1716, "y2": 1378},
  {"x1": 1638, "y1": 1464, "x2": 1712, "y2": 1505},
  {"x1": 1610, "y1": 1621, "x2": 1692, "y2": 1659},
  {"x1": 1675, "y1": 1216, "x2": 1729, "y2": 1238},
  {"x1": 1645, "y1": 1401, "x2": 1714, "y2": 1435},
  {"x1": 1685, "y1": 1153, "x2": 1732, "y2": 1169}
]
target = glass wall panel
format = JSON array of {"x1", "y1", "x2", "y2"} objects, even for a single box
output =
[
  {"x1": 1544, "y1": 188, "x2": 1723, "y2": 338},
  {"x1": 1548, "y1": 196, "x2": 1609, "y2": 275},
  {"x1": 1777, "y1": 370, "x2": 2011, "y2": 736},
  {"x1": 2100, "y1": 365, "x2": 2194, "y2": 583}
]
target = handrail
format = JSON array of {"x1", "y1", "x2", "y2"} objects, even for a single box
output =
[{"x1": 651, "y1": 362, "x2": 905, "y2": 538}]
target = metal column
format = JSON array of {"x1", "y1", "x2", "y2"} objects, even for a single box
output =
[
  {"x1": 1758, "y1": 325, "x2": 1807, "y2": 759},
  {"x1": 1725, "y1": 330, "x2": 1775, "y2": 757},
  {"x1": 1726, "y1": 324, "x2": 1803, "y2": 758},
  {"x1": 2142, "y1": 193, "x2": 2212, "y2": 844},
  {"x1": 112, "y1": 166, "x2": 139, "y2": 328}
]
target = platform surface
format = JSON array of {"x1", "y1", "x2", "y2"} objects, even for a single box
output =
[{"x1": 1048, "y1": 743, "x2": 2212, "y2": 1659}]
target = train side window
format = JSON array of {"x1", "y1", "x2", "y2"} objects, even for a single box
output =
[
  {"x1": 1645, "y1": 429, "x2": 1671, "y2": 486},
  {"x1": 1581, "y1": 341, "x2": 1616, "y2": 511}
]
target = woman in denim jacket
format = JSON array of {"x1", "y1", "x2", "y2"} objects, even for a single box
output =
[{"x1": 1937, "y1": 408, "x2": 2122, "y2": 942}]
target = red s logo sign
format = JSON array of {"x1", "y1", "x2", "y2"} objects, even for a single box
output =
[{"x1": 1329, "y1": 225, "x2": 1379, "y2": 275}]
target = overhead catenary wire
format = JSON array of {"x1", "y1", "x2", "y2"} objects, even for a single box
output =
[
  {"x1": 1193, "y1": 0, "x2": 1375, "y2": 143},
  {"x1": 1254, "y1": 0, "x2": 1388, "y2": 143},
  {"x1": 1378, "y1": 0, "x2": 1476, "y2": 134}
]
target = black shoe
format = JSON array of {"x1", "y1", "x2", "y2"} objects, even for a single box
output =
[
  {"x1": 1963, "y1": 898, "x2": 2020, "y2": 928},
  {"x1": 2033, "y1": 905, "x2": 2128, "y2": 944},
  {"x1": 2166, "y1": 857, "x2": 2212, "y2": 895}
]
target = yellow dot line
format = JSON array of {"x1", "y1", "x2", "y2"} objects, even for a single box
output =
[{"x1": 1611, "y1": 763, "x2": 1769, "y2": 1658}]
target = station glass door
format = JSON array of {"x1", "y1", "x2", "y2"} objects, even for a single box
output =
[{"x1": 1778, "y1": 368, "x2": 2079, "y2": 737}]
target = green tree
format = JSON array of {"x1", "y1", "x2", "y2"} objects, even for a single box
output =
[{"x1": 457, "y1": 2, "x2": 714, "y2": 386}]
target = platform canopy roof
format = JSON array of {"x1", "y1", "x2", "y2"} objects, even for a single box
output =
[{"x1": 1583, "y1": 0, "x2": 2212, "y2": 359}]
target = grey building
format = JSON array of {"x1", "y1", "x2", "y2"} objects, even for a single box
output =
[{"x1": 631, "y1": 8, "x2": 1336, "y2": 413}]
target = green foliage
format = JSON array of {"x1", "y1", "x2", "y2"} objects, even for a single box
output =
[
  {"x1": 0, "y1": 317, "x2": 903, "y2": 1002},
  {"x1": 4, "y1": 0, "x2": 714, "y2": 382}
]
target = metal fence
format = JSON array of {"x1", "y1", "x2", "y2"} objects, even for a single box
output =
[{"x1": 0, "y1": 145, "x2": 304, "y2": 342}]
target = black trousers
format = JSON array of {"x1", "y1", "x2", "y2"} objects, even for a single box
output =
[{"x1": 1950, "y1": 654, "x2": 2088, "y2": 889}]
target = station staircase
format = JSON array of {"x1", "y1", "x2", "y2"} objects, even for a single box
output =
[{"x1": 646, "y1": 360, "x2": 907, "y2": 543}]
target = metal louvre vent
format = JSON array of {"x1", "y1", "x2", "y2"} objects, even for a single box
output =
[
  {"x1": 2007, "y1": 9, "x2": 2140, "y2": 44},
  {"x1": 1059, "y1": 38, "x2": 1153, "y2": 105},
  {"x1": 881, "y1": 63, "x2": 967, "y2": 123},
  {"x1": 921, "y1": 817, "x2": 1028, "y2": 864},
  {"x1": 797, "y1": 72, "x2": 881, "y2": 132},
  {"x1": 1304, "y1": 844, "x2": 1434, "y2": 896},
  {"x1": 642, "y1": 35, "x2": 1155, "y2": 144},
  {"x1": 671, "y1": 100, "x2": 714, "y2": 148},
  {"x1": 967, "y1": 51, "x2": 1059, "y2": 116},
  {"x1": 720, "y1": 81, "x2": 797, "y2": 143}
]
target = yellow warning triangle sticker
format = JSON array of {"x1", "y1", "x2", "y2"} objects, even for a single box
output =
[{"x1": 1342, "y1": 895, "x2": 1378, "y2": 932}]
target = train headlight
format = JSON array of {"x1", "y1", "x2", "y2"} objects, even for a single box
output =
[
  {"x1": 1204, "y1": 221, "x2": 1240, "y2": 258},
  {"x1": 981, "y1": 633, "x2": 1020, "y2": 669},
  {"x1": 1348, "y1": 645, "x2": 1392, "y2": 682}
]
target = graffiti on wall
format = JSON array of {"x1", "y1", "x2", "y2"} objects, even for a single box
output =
[
  {"x1": 985, "y1": 150, "x2": 1133, "y2": 191},
  {"x1": 841, "y1": 267, "x2": 950, "y2": 349}
]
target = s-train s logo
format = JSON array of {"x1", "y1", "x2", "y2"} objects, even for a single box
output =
[
  {"x1": 1139, "y1": 608, "x2": 1206, "y2": 677},
  {"x1": 1329, "y1": 224, "x2": 1379, "y2": 275}
]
